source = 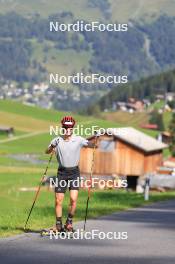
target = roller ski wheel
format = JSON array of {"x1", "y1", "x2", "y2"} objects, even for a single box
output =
[{"x1": 40, "y1": 227, "x2": 64, "y2": 237}]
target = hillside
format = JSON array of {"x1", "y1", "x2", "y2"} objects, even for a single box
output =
[
  {"x1": 96, "y1": 69, "x2": 175, "y2": 111},
  {"x1": 1, "y1": 0, "x2": 175, "y2": 111},
  {"x1": 0, "y1": 99, "x2": 124, "y2": 154},
  {"x1": 1, "y1": 0, "x2": 175, "y2": 22},
  {"x1": 0, "y1": 99, "x2": 162, "y2": 152},
  {"x1": 102, "y1": 111, "x2": 149, "y2": 128}
]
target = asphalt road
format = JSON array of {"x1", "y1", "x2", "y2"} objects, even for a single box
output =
[{"x1": 0, "y1": 199, "x2": 175, "y2": 264}]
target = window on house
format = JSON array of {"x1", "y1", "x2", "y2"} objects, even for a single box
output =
[{"x1": 99, "y1": 140, "x2": 115, "y2": 152}]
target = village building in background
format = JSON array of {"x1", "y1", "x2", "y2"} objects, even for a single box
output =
[
  {"x1": 0, "y1": 126, "x2": 14, "y2": 137},
  {"x1": 80, "y1": 127, "x2": 167, "y2": 190}
]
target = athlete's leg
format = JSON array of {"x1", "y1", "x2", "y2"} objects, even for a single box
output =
[
  {"x1": 64, "y1": 190, "x2": 78, "y2": 231},
  {"x1": 55, "y1": 192, "x2": 64, "y2": 230},
  {"x1": 69, "y1": 190, "x2": 78, "y2": 216},
  {"x1": 55, "y1": 192, "x2": 64, "y2": 217},
  {"x1": 54, "y1": 170, "x2": 68, "y2": 231}
]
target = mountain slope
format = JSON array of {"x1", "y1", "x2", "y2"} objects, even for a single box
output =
[
  {"x1": 96, "y1": 69, "x2": 175, "y2": 110},
  {"x1": 1, "y1": 2, "x2": 175, "y2": 110},
  {"x1": 0, "y1": 0, "x2": 175, "y2": 22}
]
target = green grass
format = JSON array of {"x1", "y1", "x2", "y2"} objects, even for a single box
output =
[
  {"x1": 0, "y1": 171, "x2": 175, "y2": 237},
  {"x1": 0, "y1": 99, "x2": 72, "y2": 122},
  {"x1": 110, "y1": 0, "x2": 175, "y2": 22},
  {"x1": 102, "y1": 109, "x2": 173, "y2": 139},
  {"x1": 101, "y1": 111, "x2": 159, "y2": 138},
  {"x1": 163, "y1": 111, "x2": 172, "y2": 129},
  {"x1": 152, "y1": 99, "x2": 165, "y2": 110},
  {"x1": 0, "y1": 100, "x2": 120, "y2": 154},
  {"x1": 0, "y1": 155, "x2": 35, "y2": 167},
  {"x1": 0, "y1": 0, "x2": 101, "y2": 21},
  {"x1": 0, "y1": 130, "x2": 25, "y2": 139},
  {"x1": 0, "y1": 122, "x2": 121, "y2": 154},
  {"x1": 31, "y1": 40, "x2": 92, "y2": 90},
  {"x1": 0, "y1": 132, "x2": 52, "y2": 154},
  {"x1": 102, "y1": 111, "x2": 149, "y2": 127},
  {"x1": 1, "y1": 0, "x2": 175, "y2": 22},
  {"x1": 148, "y1": 100, "x2": 172, "y2": 130},
  {"x1": 0, "y1": 100, "x2": 170, "y2": 156},
  {"x1": 0, "y1": 153, "x2": 58, "y2": 168}
]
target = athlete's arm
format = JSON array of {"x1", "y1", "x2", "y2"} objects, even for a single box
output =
[
  {"x1": 83, "y1": 131, "x2": 100, "y2": 148},
  {"x1": 45, "y1": 145, "x2": 54, "y2": 154},
  {"x1": 45, "y1": 138, "x2": 59, "y2": 154},
  {"x1": 85, "y1": 141, "x2": 97, "y2": 148}
]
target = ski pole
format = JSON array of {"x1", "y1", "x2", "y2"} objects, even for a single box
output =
[
  {"x1": 24, "y1": 153, "x2": 53, "y2": 230},
  {"x1": 83, "y1": 133, "x2": 98, "y2": 231}
]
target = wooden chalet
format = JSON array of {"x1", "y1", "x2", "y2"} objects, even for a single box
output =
[{"x1": 80, "y1": 127, "x2": 167, "y2": 178}]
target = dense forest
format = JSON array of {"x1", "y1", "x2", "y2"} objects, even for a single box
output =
[
  {"x1": 1, "y1": 13, "x2": 175, "y2": 83},
  {"x1": 138, "y1": 15, "x2": 175, "y2": 68}
]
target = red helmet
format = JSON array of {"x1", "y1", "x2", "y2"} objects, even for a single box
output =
[{"x1": 61, "y1": 116, "x2": 76, "y2": 128}]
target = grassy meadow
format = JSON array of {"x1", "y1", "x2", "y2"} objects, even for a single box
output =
[
  {"x1": 1, "y1": 170, "x2": 175, "y2": 237},
  {"x1": 1, "y1": 0, "x2": 175, "y2": 21},
  {"x1": 0, "y1": 99, "x2": 174, "y2": 237}
]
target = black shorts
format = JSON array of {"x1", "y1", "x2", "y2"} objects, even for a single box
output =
[{"x1": 55, "y1": 166, "x2": 80, "y2": 193}]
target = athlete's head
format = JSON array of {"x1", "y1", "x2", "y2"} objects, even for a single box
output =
[{"x1": 61, "y1": 116, "x2": 75, "y2": 136}]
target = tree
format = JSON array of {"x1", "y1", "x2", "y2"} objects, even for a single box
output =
[
  {"x1": 169, "y1": 113, "x2": 175, "y2": 157},
  {"x1": 87, "y1": 104, "x2": 101, "y2": 117},
  {"x1": 149, "y1": 110, "x2": 165, "y2": 131},
  {"x1": 168, "y1": 100, "x2": 175, "y2": 110}
]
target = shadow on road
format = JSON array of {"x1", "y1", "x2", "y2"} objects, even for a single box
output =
[{"x1": 95, "y1": 199, "x2": 175, "y2": 231}]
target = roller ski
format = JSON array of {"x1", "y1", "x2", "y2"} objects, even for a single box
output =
[
  {"x1": 40, "y1": 224, "x2": 65, "y2": 237},
  {"x1": 40, "y1": 228, "x2": 76, "y2": 238},
  {"x1": 40, "y1": 221, "x2": 76, "y2": 238}
]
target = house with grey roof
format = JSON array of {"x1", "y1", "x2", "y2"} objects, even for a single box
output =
[{"x1": 80, "y1": 127, "x2": 167, "y2": 189}]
